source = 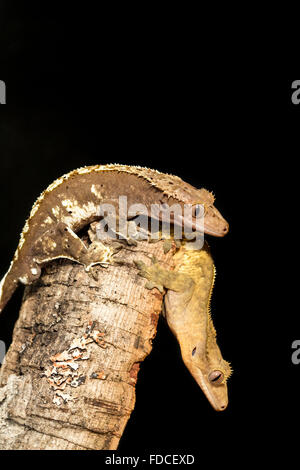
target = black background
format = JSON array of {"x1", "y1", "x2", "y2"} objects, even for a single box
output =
[{"x1": 0, "y1": 1, "x2": 297, "y2": 464}]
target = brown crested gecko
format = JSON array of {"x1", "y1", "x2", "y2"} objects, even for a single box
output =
[
  {"x1": 135, "y1": 242, "x2": 231, "y2": 411},
  {"x1": 0, "y1": 164, "x2": 229, "y2": 314}
]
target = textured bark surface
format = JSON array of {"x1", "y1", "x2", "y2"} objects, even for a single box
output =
[{"x1": 0, "y1": 237, "x2": 176, "y2": 450}]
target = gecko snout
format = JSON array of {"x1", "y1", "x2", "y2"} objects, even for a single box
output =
[{"x1": 222, "y1": 223, "x2": 229, "y2": 235}]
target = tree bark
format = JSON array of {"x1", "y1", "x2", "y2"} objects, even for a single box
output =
[{"x1": 0, "y1": 234, "x2": 176, "y2": 450}]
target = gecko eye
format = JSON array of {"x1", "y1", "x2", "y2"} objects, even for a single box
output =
[
  {"x1": 192, "y1": 347, "x2": 196, "y2": 356},
  {"x1": 208, "y1": 370, "x2": 224, "y2": 385},
  {"x1": 192, "y1": 204, "x2": 204, "y2": 218}
]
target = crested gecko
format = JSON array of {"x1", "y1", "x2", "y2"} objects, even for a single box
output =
[
  {"x1": 135, "y1": 242, "x2": 231, "y2": 411},
  {"x1": 0, "y1": 164, "x2": 229, "y2": 314}
]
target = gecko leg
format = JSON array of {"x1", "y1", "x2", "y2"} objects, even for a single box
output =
[
  {"x1": 13, "y1": 223, "x2": 89, "y2": 286},
  {"x1": 32, "y1": 222, "x2": 120, "y2": 272},
  {"x1": 31, "y1": 222, "x2": 88, "y2": 269},
  {"x1": 89, "y1": 219, "x2": 140, "y2": 247},
  {"x1": 134, "y1": 259, "x2": 195, "y2": 293},
  {"x1": 80, "y1": 240, "x2": 116, "y2": 271}
]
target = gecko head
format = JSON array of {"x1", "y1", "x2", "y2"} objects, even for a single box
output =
[
  {"x1": 166, "y1": 188, "x2": 229, "y2": 237},
  {"x1": 194, "y1": 189, "x2": 229, "y2": 237},
  {"x1": 181, "y1": 340, "x2": 232, "y2": 411},
  {"x1": 201, "y1": 204, "x2": 229, "y2": 237}
]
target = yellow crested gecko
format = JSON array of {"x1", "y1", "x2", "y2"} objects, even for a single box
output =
[{"x1": 135, "y1": 242, "x2": 232, "y2": 411}]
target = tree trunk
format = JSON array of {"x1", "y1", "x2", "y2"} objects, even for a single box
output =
[{"x1": 0, "y1": 234, "x2": 176, "y2": 450}]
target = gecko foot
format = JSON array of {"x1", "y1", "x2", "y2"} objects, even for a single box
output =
[{"x1": 134, "y1": 260, "x2": 166, "y2": 294}]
